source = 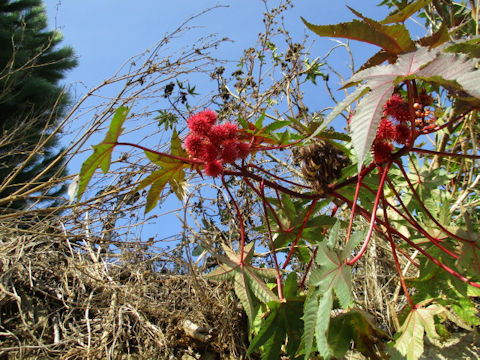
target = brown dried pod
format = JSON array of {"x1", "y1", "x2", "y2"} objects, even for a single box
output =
[{"x1": 294, "y1": 140, "x2": 350, "y2": 196}]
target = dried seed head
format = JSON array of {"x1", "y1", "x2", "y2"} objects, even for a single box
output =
[{"x1": 294, "y1": 140, "x2": 350, "y2": 196}]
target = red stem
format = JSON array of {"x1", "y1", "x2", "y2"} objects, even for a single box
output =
[
  {"x1": 334, "y1": 191, "x2": 480, "y2": 289},
  {"x1": 410, "y1": 148, "x2": 480, "y2": 160},
  {"x1": 382, "y1": 198, "x2": 416, "y2": 309},
  {"x1": 347, "y1": 162, "x2": 391, "y2": 266},
  {"x1": 260, "y1": 180, "x2": 284, "y2": 300},
  {"x1": 114, "y1": 142, "x2": 202, "y2": 165},
  {"x1": 384, "y1": 176, "x2": 460, "y2": 259},
  {"x1": 344, "y1": 172, "x2": 363, "y2": 256},
  {"x1": 242, "y1": 176, "x2": 287, "y2": 233},
  {"x1": 394, "y1": 160, "x2": 475, "y2": 244},
  {"x1": 282, "y1": 198, "x2": 318, "y2": 269}
]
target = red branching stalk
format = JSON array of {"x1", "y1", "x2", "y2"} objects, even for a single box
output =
[
  {"x1": 347, "y1": 163, "x2": 391, "y2": 266},
  {"x1": 282, "y1": 198, "x2": 318, "y2": 269},
  {"x1": 260, "y1": 180, "x2": 284, "y2": 300},
  {"x1": 410, "y1": 148, "x2": 480, "y2": 160},
  {"x1": 242, "y1": 176, "x2": 288, "y2": 233},
  {"x1": 344, "y1": 172, "x2": 363, "y2": 256},
  {"x1": 114, "y1": 142, "x2": 203, "y2": 165},
  {"x1": 382, "y1": 198, "x2": 416, "y2": 309},
  {"x1": 384, "y1": 176, "x2": 461, "y2": 259},
  {"x1": 394, "y1": 160, "x2": 476, "y2": 244},
  {"x1": 334, "y1": 191, "x2": 480, "y2": 289}
]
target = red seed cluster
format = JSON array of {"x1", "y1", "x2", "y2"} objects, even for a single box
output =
[
  {"x1": 372, "y1": 94, "x2": 411, "y2": 163},
  {"x1": 184, "y1": 110, "x2": 251, "y2": 177},
  {"x1": 372, "y1": 92, "x2": 436, "y2": 164}
]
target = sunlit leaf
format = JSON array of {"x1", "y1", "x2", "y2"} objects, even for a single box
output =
[
  {"x1": 77, "y1": 106, "x2": 129, "y2": 201},
  {"x1": 303, "y1": 288, "x2": 322, "y2": 360},
  {"x1": 393, "y1": 305, "x2": 444, "y2": 360},
  {"x1": 302, "y1": 9, "x2": 415, "y2": 54},
  {"x1": 312, "y1": 243, "x2": 354, "y2": 309},
  {"x1": 381, "y1": 0, "x2": 433, "y2": 24},
  {"x1": 136, "y1": 130, "x2": 187, "y2": 212},
  {"x1": 315, "y1": 289, "x2": 333, "y2": 359}
]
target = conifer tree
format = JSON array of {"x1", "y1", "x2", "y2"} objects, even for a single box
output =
[{"x1": 0, "y1": 0, "x2": 77, "y2": 211}]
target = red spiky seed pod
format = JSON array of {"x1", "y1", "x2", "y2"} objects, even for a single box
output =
[
  {"x1": 384, "y1": 94, "x2": 410, "y2": 123},
  {"x1": 204, "y1": 160, "x2": 223, "y2": 177},
  {"x1": 394, "y1": 123, "x2": 411, "y2": 145},
  {"x1": 188, "y1": 113, "x2": 215, "y2": 136},
  {"x1": 376, "y1": 118, "x2": 396, "y2": 142},
  {"x1": 220, "y1": 140, "x2": 239, "y2": 163},
  {"x1": 184, "y1": 133, "x2": 205, "y2": 158},
  {"x1": 237, "y1": 142, "x2": 251, "y2": 159},
  {"x1": 372, "y1": 141, "x2": 394, "y2": 164}
]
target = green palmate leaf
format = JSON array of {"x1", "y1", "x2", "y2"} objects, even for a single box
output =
[
  {"x1": 445, "y1": 37, "x2": 480, "y2": 58},
  {"x1": 393, "y1": 305, "x2": 444, "y2": 360},
  {"x1": 206, "y1": 243, "x2": 278, "y2": 326},
  {"x1": 243, "y1": 265, "x2": 278, "y2": 304},
  {"x1": 315, "y1": 289, "x2": 334, "y2": 359},
  {"x1": 312, "y1": 243, "x2": 354, "y2": 309},
  {"x1": 136, "y1": 130, "x2": 187, "y2": 213},
  {"x1": 303, "y1": 288, "x2": 322, "y2": 360},
  {"x1": 415, "y1": 52, "x2": 480, "y2": 98},
  {"x1": 302, "y1": 7, "x2": 415, "y2": 54},
  {"x1": 77, "y1": 106, "x2": 130, "y2": 201},
  {"x1": 234, "y1": 271, "x2": 259, "y2": 327},
  {"x1": 456, "y1": 230, "x2": 480, "y2": 279},
  {"x1": 248, "y1": 296, "x2": 304, "y2": 360},
  {"x1": 329, "y1": 310, "x2": 389, "y2": 359},
  {"x1": 381, "y1": 0, "x2": 433, "y2": 24},
  {"x1": 246, "y1": 304, "x2": 281, "y2": 358}
]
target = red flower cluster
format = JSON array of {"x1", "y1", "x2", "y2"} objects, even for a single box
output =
[
  {"x1": 184, "y1": 110, "x2": 251, "y2": 177},
  {"x1": 372, "y1": 94, "x2": 413, "y2": 164}
]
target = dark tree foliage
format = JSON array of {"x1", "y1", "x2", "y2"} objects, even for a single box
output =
[{"x1": 0, "y1": 0, "x2": 77, "y2": 211}]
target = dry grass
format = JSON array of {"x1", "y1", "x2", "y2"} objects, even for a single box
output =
[{"x1": 0, "y1": 218, "x2": 248, "y2": 359}]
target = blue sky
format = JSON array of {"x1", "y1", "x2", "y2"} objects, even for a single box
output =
[
  {"x1": 41, "y1": 1, "x2": 416, "y2": 247},
  {"x1": 43, "y1": 1, "x2": 393, "y2": 91}
]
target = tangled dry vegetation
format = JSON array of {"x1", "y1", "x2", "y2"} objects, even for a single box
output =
[{"x1": 0, "y1": 217, "x2": 248, "y2": 359}]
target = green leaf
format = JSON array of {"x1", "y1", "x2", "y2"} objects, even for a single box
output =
[
  {"x1": 264, "y1": 120, "x2": 291, "y2": 134},
  {"x1": 302, "y1": 8, "x2": 415, "y2": 55},
  {"x1": 393, "y1": 305, "x2": 444, "y2": 360},
  {"x1": 415, "y1": 52, "x2": 480, "y2": 98},
  {"x1": 303, "y1": 288, "x2": 321, "y2": 360},
  {"x1": 445, "y1": 37, "x2": 480, "y2": 58},
  {"x1": 315, "y1": 289, "x2": 333, "y2": 359},
  {"x1": 284, "y1": 272, "x2": 298, "y2": 299},
  {"x1": 327, "y1": 219, "x2": 341, "y2": 249},
  {"x1": 381, "y1": 0, "x2": 433, "y2": 24},
  {"x1": 456, "y1": 230, "x2": 480, "y2": 278},
  {"x1": 255, "y1": 110, "x2": 266, "y2": 129},
  {"x1": 77, "y1": 106, "x2": 129, "y2": 201},
  {"x1": 136, "y1": 130, "x2": 187, "y2": 212},
  {"x1": 234, "y1": 269, "x2": 259, "y2": 327},
  {"x1": 313, "y1": 243, "x2": 354, "y2": 309},
  {"x1": 329, "y1": 310, "x2": 389, "y2": 359}
]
